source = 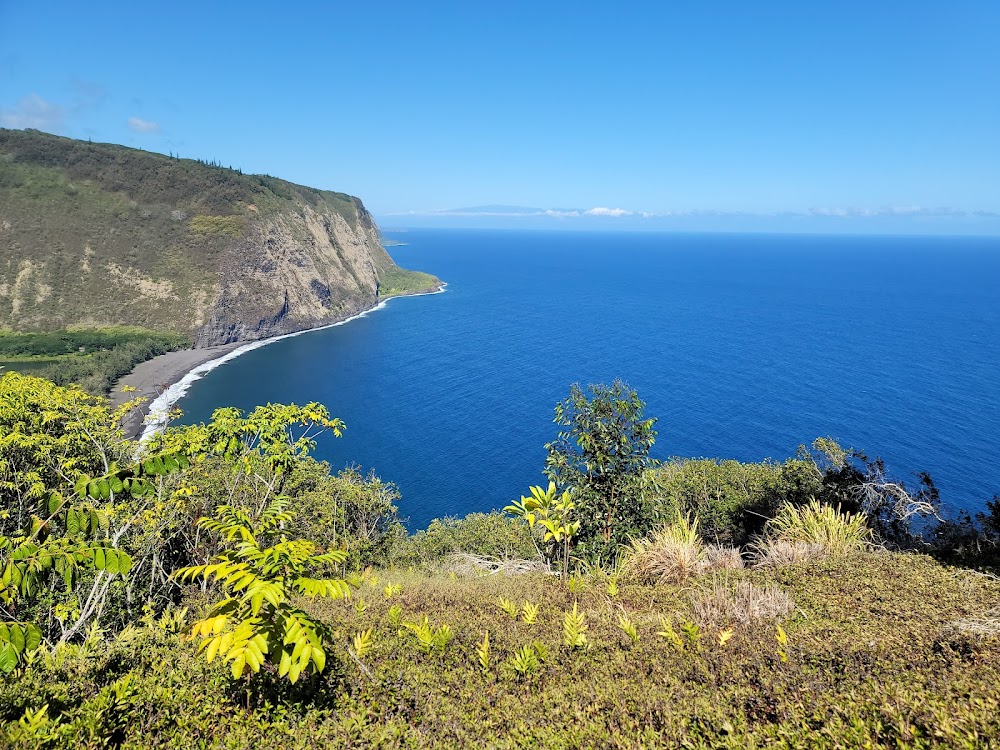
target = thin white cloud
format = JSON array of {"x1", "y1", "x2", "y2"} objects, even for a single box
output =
[
  {"x1": 128, "y1": 116, "x2": 160, "y2": 134},
  {"x1": 583, "y1": 207, "x2": 634, "y2": 217},
  {"x1": 805, "y1": 205, "x2": 995, "y2": 219},
  {"x1": 0, "y1": 94, "x2": 66, "y2": 130},
  {"x1": 384, "y1": 204, "x2": 999, "y2": 221},
  {"x1": 808, "y1": 207, "x2": 851, "y2": 217}
]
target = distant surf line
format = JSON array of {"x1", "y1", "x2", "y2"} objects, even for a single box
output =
[{"x1": 139, "y1": 283, "x2": 447, "y2": 442}]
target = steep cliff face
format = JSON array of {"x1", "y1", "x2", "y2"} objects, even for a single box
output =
[
  {"x1": 0, "y1": 129, "x2": 438, "y2": 346},
  {"x1": 194, "y1": 201, "x2": 396, "y2": 345}
]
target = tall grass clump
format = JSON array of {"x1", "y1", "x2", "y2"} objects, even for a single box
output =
[
  {"x1": 754, "y1": 499, "x2": 872, "y2": 566},
  {"x1": 619, "y1": 513, "x2": 707, "y2": 584},
  {"x1": 753, "y1": 539, "x2": 828, "y2": 567}
]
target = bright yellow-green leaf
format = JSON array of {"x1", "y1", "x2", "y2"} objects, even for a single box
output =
[{"x1": 230, "y1": 654, "x2": 246, "y2": 679}]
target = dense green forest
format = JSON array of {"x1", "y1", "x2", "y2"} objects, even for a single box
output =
[
  {"x1": 0, "y1": 328, "x2": 189, "y2": 395},
  {"x1": 1, "y1": 372, "x2": 998, "y2": 748}
]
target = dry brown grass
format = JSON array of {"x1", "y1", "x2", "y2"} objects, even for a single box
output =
[
  {"x1": 704, "y1": 545, "x2": 745, "y2": 570},
  {"x1": 442, "y1": 553, "x2": 548, "y2": 577},
  {"x1": 692, "y1": 579, "x2": 795, "y2": 627},
  {"x1": 941, "y1": 607, "x2": 1000, "y2": 644},
  {"x1": 620, "y1": 516, "x2": 746, "y2": 584},
  {"x1": 752, "y1": 539, "x2": 829, "y2": 567}
]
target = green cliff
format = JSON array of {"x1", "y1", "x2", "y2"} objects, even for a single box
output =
[{"x1": 0, "y1": 128, "x2": 439, "y2": 346}]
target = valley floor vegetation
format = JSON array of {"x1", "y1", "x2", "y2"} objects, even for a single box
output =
[
  {"x1": 1, "y1": 372, "x2": 999, "y2": 748},
  {"x1": 0, "y1": 328, "x2": 188, "y2": 396}
]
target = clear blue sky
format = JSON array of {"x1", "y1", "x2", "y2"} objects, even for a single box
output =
[{"x1": 2, "y1": 1, "x2": 998, "y2": 233}]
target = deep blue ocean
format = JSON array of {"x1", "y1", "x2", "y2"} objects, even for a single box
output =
[{"x1": 175, "y1": 229, "x2": 1000, "y2": 529}]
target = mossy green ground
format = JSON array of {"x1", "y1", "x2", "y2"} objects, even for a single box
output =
[
  {"x1": 377, "y1": 267, "x2": 442, "y2": 298},
  {"x1": 3, "y1": 552, "x2": 998, "y2": 748}
]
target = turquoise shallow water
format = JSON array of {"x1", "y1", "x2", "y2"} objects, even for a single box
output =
[{"x1": 175, "y1": 229, "x2": 1000, "y2": 529}]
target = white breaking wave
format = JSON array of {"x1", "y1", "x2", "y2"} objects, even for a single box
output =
[{"x1": 139, "y1": 284, "x2": 447, "y2": 443}]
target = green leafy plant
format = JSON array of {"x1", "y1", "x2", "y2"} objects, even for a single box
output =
[
  {"x1": 173, "y1": 498, "x2": 351, "y2": 683},
  {"x1": 680, "y1": 620, "x2": 702, "y2": 652},
  {"x1": 563, "y1": 602, "x2": 588, "y2": 649},
  {"x1": 616, "y1": 614, "x2": 639, "y2": 645},
  {"x1": 476, "y1": 631, "x2": 490, "y2": 672},
  {"x1": 1, "y1": 446, "x2": 187, "y2": 671},
  {"x1": 383, "y1": 582, "x2": 403, "y2": 598},
  {"x1": 507, "y1": 644, "x2": 540, "y2": 678},
  {"x1": 0, "y1": 622, "x2": 41, "y2": 674},
  {"x1": 776, "y1": 624, "x2": 789, "y2": 663},
  {"x1": 656, "y1": 616, "x2": 684, "y2": 652},
  {"x1": 402, "y1": 616, "x2": 454, "y2": 656},
  {"x1": 346, "y1": 572, "x2": 365, "y2": 588},
  {"x1": 605, "y1": 576, "x2": 619, "y2": 597},
  {"x1": 543, "y1": 381, "x2": 658, "y2": 557},
  {"x1": 505, "y1": 483, "x2": 580, "y2": 577},
  {"x1": 520, "y1": 601, "x2": 539, "y2": 625},
  {"x1": 387, "y1": 604, "x2": 403, "y2": 629},
  {"x1": 498, "y1": 597, "x2": 519, "y2": 619},
  {"x1": 352, "y1": 628, "x2": 375, "y2": 659},
  {"x1": 532, "y1": 639, "x2": 549, "y2": 662},
  {"x1": 10, "y1": 703, "x2": 53, "y2": 745}
]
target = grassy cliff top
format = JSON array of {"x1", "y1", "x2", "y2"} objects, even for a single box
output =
[{"x1": 0, "y1": 128, "x2": 364, "y2": 224}]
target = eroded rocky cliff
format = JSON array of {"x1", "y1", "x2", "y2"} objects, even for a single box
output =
[{"x1": 194, "y1": 200, "x2": 396, "y2": 346}]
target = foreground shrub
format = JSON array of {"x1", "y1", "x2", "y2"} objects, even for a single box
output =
[
  {"x1": 504, "y1": 483, "x2": 579, "y2": 576},
  {"x1": 640, "y1": 455, "x2": 823, "y2": 546},
  {"x1": 543, "y1": 381, "x2": 658, "y2": 559},
  {"x1": 396, "y1": 512, "x2": 539, "y2": 566},
  {"x1": 692, "y1": 579, "x2": 795, "y2": 627},
  {"x1": 174, "y1": 499, "x2": 352, "y2": 683},
  {"x1": 283, "y1": 463, "x2": 406, "y2": 568}
]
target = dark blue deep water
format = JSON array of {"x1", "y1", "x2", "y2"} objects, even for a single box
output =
[{"x1": 176, "y1": 230, "x2": 1000, "y2": 529}]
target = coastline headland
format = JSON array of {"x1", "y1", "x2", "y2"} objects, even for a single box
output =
[{"x1": 112, "y1": 283, "x2": 447, "y2": 441}]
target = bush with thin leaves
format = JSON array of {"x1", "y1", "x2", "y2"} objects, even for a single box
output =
[
  {"x1": 762, "y1": 499, "x2": 873, "y2": 553},
  {"x1": 752, "y1": 539, "x2": 828, "y2": 567},
  {"x1": 618, "y1": 513, "x2": 707, "y2": 584},
  {"x1": 704, "y1": 545, "x2": 744, "y2": 570}
]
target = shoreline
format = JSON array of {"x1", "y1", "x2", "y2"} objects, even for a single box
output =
[{"x1": 115, "y1": 282, "x2": 446, "y2": 441}]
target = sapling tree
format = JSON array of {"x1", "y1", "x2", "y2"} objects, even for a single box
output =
[
  {"x1": 505, "y1": 483, "x2": 579, "y2": 577},
  {"x1": 543, "y1": 381, "x2": 658, "y2": 557},
  {"x1": 0, "y1": 373, "x2": 189, "y2": 670},
  {"x1": 173, "y1": 498, "x2": 352, "y2": 683}
]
